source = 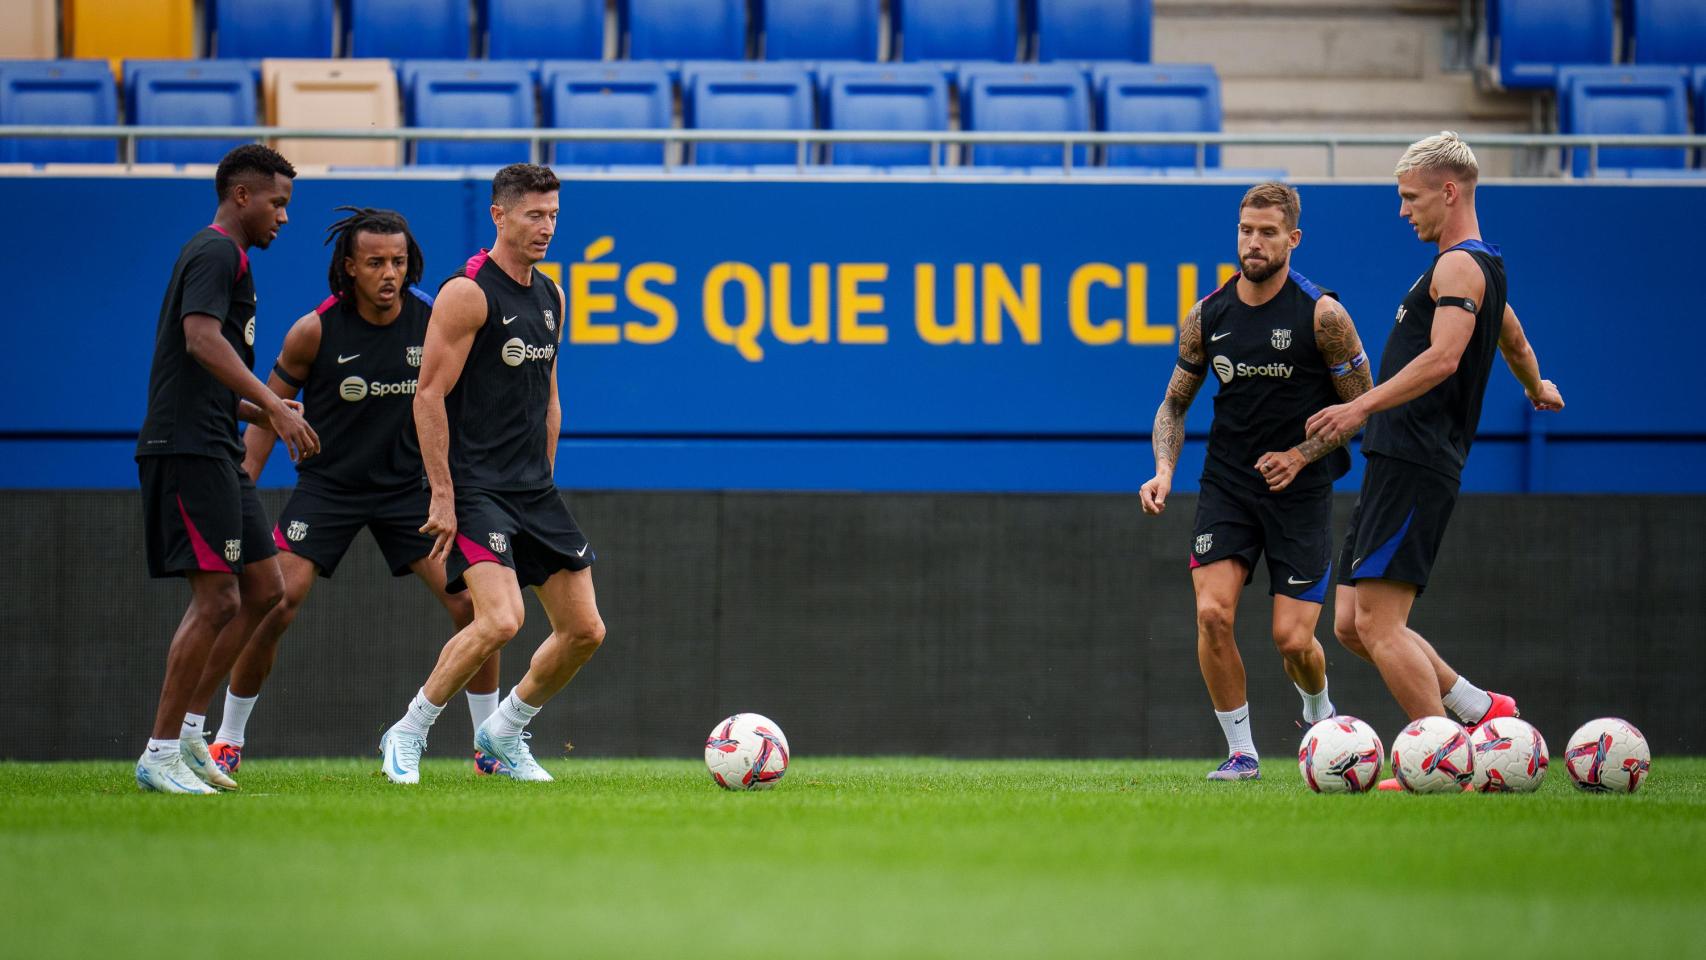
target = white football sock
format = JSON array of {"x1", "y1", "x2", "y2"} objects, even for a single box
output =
[
  {"x1": 145, "y1": 738, "x2": 178, "y2": 757},
  {"x1": 394, "y1": 689, "x2": 445, "y2": 738},
  {"x1": 1296, "y1": 681, "x2": 1334, "y2": 724},
  {"x1": 467, "y1": 690, "x2": 499, "y2": 731},
  {"x1": 215, "y1": 689, "x2": 259, "y2": 746},
  {"x1": 1215, "y1": 704, "x2": 1257, "y2": 759},
  {"x1": 488, "y1": 690, "x2": 540, "y2": 738},
  {"x1": 180, "y1": 713, "x2": 205, "y2": 739},
  {"x1": 1443, "y1": 676, "x2": 1493, "y2": 725}
]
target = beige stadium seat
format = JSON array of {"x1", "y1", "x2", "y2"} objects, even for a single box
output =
[
  {"x1": 264, "y1": 59, "x2": 401, "y2": 167},
  {"x1": 0, "y1": 0, "x2": 57, "y2": 57}
]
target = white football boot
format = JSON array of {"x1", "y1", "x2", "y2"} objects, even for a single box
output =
[
  {"x1": 473, "y1": 722, "x2": 553, "y2": 782},
  {"x1": 181, "y1": 733, "x2": 240, "y2": 791},
  {"x1": 380, "y1": 723, "x2": 426, "y2": 785},
  {"x1": 136, "y1": 744, "x2": 217, "y2": 795}
]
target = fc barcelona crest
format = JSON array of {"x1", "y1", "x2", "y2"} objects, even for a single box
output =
[
  {"x1": 286, "y1": 520, "x2": 309, "y2": 542},
  {"x1": 489, "y1": 532, "x2": 509, "y2": 554},
  {"x1": 543, "y1": 309, "x2": 556, "y2": 333},
  {"x1": 1271, "y1": 328, "x2": 1292, "y2": 350},
  {"x1": 224, "y1": 539, "x2": 242, "y2": 564},
  {"x1": 406, "y1": 346, "x2": 423, "y2": 367},
  {"x1": 1195, "y1": 533, "x2": 1213, "y2": 555}
]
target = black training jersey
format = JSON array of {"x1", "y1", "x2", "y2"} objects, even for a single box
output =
[
  {"x1": 442, "y1": 250, "x2": 560, "y2": 491},
  {"x1": 294, "y1": 286, "x2": 434, "y2": 491},
  {"x1": 1362, "y1": 240, "x2": 1507, "y2": 480},
  {"x1": 1197, "y1": 269, "x2": 1350, "y2": 493},
  {"x1": 137, "y1": 225, "x2": 257, "y2": 461}
]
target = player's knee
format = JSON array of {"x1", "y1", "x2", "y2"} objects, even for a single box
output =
[
  {"x1": 1333, "y1": 613, "x2": 1361, "y2": 651},
  {"x1": 246, "y1": 580, "x2": 284, "y2": 616},
  {"x1": 1272, "y1": 627, "x2": 1315, "y2": 660},
  {"x1": 196, "y1": 582, "x2": 242, "y2": 626},
  {"x1": 1195, "y1": 598, "x2": 1235, "y2": 640},
  {"x1": 568, "y1": 616, "x2": 606, "y2": 654},
  {"x1": 444, "y1": 592, "x2": 476, "y2": 630},
  {"x1": 1351, "y1": 608, "x2": 1391, "y2": 648},
  {"x1": 475, "y1": 605, "x2": 524, "y2": 647}
]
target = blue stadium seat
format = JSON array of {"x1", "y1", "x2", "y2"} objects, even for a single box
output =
[
  {"x1": 898, "y1": 0, "x2": 1019, "y2": 62},
  {"x1": 1095, "y1": 64, "x2": 1220, "y2": 168},
  {"x1": 823, "y1": 65, "x2": 949, "y2": 166},
  {"x1": 350, "y1": 0, "x2": 471, "y2": 60},
  {"x1": 398, "y1": 60, "x2": 541, "y2": 100},
  {"x1": 762, "y1": 0, "x2": 881, "y2": 61},
  {"x1": 487, "y1": 0, "x2": 603, "y2": 60},
  {"x1": 1628, "y1": 1, "x2": 1706, "y2": 66},
  {"x1": 0, "y1": 61, "x2": 118, "y2": 164},
  {"x1": 626, "y1": 0, "x2": 747, "y2": 60},
  {"x1": 1034, "y1": 0, "x2": 1152, "y2": 63},
  {"x1": 1495, "y1": 0, "x2": 1614, "y2": 89},
  {"x1": 686, "y1": 64, "x2": 813, "y2": 166},
  {"x1": 403, "y1": 61, "x2": 536, "y2": 166},
  {"x1": 1557, "y1": 66, "x2": 1690, "y2": 176},
  {"x1": 125, "y1": 60, "x2": 257, "y2": 165},
  {"x1": 960, "y1": 64, "x2": 1090, "y2": 167},
  {"x1": 212, "y1": 0, "x2": 333, "y2": 58},
  {"x1": 1695, "y1": 70, "x2": 1706, "y2": 165},
  {"x1": 542, "y1": 61, "x2": 672, "y2": 166}
]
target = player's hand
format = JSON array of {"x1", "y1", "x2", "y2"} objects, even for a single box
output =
[
  {"x1": 1527, "y1": 380, "x2": 1564, "y2": 412},
  {"x1": 267, "y1": 398, "x2": 319, "y2": 463},
  {"x1": 1139, "y1": 474, "x2": 1172, "y2": 515},
  {"x1": 421, "y1": 492, "x2": 457, "y2": 565},
  {"x1": 1256, "y1": 449, "x2": 1306, "y2": 492},
  {"x1": 1306, "y1": 401, "x2": 1366, "y2": 445}
]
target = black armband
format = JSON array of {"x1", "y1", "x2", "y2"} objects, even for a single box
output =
[
  {"x1": 272, "y1": 362, "x2": 306, "y2": 390},
  {"x1": 1436, "y1": 295, "x2": 1478, "y2": 314},
  {"x1": 1176, "y1": 356, "x2": 1206, "y2": 377}
]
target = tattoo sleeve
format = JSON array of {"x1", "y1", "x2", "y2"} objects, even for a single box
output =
[
  {"x1": 1296, "y1": 300, "x2": 1373, "y2": 463},
  {"x1": 1154, "y1": 302, "x2": 1206, "y2": 473}
]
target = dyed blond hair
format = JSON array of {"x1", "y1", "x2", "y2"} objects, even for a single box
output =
[
  {"x1": 1239, "y1": 181, "x2": 1300, "y2": 230},
  {"x1": 1394, "y1": 130, "x2": 1479, "y2": 184}
]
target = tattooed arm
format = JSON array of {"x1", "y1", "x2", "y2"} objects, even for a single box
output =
[
  {"x1": 1139, "y1": 301, "x2": 1206, "y2": 515},
  {"x1": 1256, "y1": 296, "x2": 1371, "y2": 492}
]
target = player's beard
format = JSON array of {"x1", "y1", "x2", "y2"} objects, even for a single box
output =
[{"x1": 1241, "y1": 254, "x2": 1286, "y2": 284}]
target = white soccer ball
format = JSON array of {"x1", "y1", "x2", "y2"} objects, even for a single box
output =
[
  {"x1": 704, "y1": 713, "x2": 790, "y2": 791},
  {"x1": 1469, "y1": 717, "x2": 1549, "y2": 793},
  {"x1": 1564, "y1": 718, "x2": 1651, "y2": 794},
  {"x1": 1297, "y1": 716, "x2": 1384, "y2": 794},
  {"x1": 1391, "y1": 716, "x2": 1474, "y2": 793}
]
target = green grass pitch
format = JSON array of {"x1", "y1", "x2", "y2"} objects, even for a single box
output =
[{"x1": 4, "y1": 757, "x2": 1705, "y2": 959}]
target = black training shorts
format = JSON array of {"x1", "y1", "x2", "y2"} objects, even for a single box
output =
[
  {"x1": 1336, "y1": 453, "x2": 1460, "y2": 595},
  {"x1": 445, "y1": 485, "x2": 596, "y2": 594},
  {"x1": 272, "y1": 481, "x2": 436, "y2": 578},
  {"x1": 1188, "y1": 475, "x2": 1334, "y2": 602},
  {"x1": 139, "y1": 454, "x2": 275, "y2": 578}
]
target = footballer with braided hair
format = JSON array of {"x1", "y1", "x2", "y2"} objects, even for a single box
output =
[{"x1": 187, "y1": 206, "x2": 510, "y2": 779}]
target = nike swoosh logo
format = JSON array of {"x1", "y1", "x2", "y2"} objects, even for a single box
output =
[
  {"x1": 1210, "y1": 332, "x2": 1233, "y2": 341},
  {"x1": 1233, "y1": 716, "x2": 1247, "y2": 724},
  {"x1": 337, "y1": 353, "x2": 360, "y2": 364},
  {"x1": 502, "y1": 315, "x2": 518, "y2": 325},
  {"x1": 1352, "y1": 557, "x2": 1365, "y2": 569},
  {"x1": 575, "y1": 544, "x2": 589, "y2": 558},
  {"x1": 1287, "y1": 576, "x2": 1316, "y2": 585}
]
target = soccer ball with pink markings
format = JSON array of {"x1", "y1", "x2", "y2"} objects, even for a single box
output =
[
  {"x1": 704, "y1": 713, "x2": 790, "y2": 791},
  {"x1": 1297, "y1": 716, "x2": 1384, "y2": 794},
  {"x1": 1469, "y1": 717, "x2": 1549, "y2": 793},
  {"x1": 1391, "y1": 716, "x2": 1474, "y2": 794},
  {"x1": 1564, "y1": 718, "x2": 1651, "y2": 794}
]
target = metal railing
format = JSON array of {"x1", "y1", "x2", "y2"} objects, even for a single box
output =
[{"x1": 4, "y1": 125, "x2": 1706, "y2": 178}]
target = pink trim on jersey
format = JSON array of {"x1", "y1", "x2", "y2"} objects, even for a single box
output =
[
  {"x1": 207, "y1": 223, "x2": 250, "y2": 279},
  {"x1": 273, "y1": 526, "x2": 291, "y2": 553},
  {"x1": 315, "y1": 293, "x2": 341, "y2": 316},
  {"x1": 1188, "y1": 552, "x2": 1202, "y2": 570},
  {"x1": 456, "y1": 533, "x2": 503, "y2": 568},
  {"x1": 463, "y1": 249, "x2": 491, "y2": 279},
  {"x1": 178, "y1": 494, "x2": 231, "y2": 572}
]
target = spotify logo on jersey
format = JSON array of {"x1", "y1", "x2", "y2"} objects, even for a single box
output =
[
  {"x1": 1212, "y1": 356, "x2": 1235, "y2": 384},
  {"x1": 244, "y1": 317, "x2": 256, "y2": 346},
  {"x1": 339, "y1": 376, "x2": 417, "y2": 402},
  {"x1": 501, "y1": 338, "x2": 556, "y2": 367},
  {"x1": 340, "y1": 376, "x2": 369, "y2": 401}
]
